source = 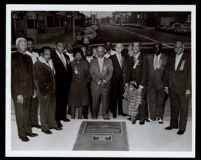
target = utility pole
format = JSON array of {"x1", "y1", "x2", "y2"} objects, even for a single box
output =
[{"x1": 72, "y1": 12, "x2": 75, "y2": 41}]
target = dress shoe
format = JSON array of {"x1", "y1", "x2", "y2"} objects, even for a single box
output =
[
  {"x1": 177, "y1": 130, "x2": 185, "y2": 135},
  {"x1": 158, "y1": 119, "x2": 163, "y2": 124},
  {"x1": 27, "y1": 133, "x2": 38, "y2": 137},
  {"x1": 113, "y1": 115, "x2": 117, "y2": 118},
  {"x1": 53, "y1": 127, "x2": 63, "y2": 130},
  {"x1": 57, "y1": 121, "x2": 63, "y2": 127},
  {"x1": 32, "y1": 124, "x2": 41, "y2": 128},
  {"x1": 62, "y1": 118, "x2": 70, "y2": 122},
  {"x1": 139, "y1": 120, "x2": 145, "y2": 125},
  {"x1": 20, "y1": 136, "x2": 29, "y2": 142},
  {"x1": 104, "y1": 117, "x2": 110, "y2": 120},
  {"x1": 42, "y1": 130, "x2": 52, "y2": 134},
  {"x1": 83, "y1": 116, "x2": 88, "y2": 119},
  {"x1": 127, "y1": 117, "x2": 131, "y2": 121},
  {"x1": 165, "y1": 126, "x2": 178, "y2": 130}
]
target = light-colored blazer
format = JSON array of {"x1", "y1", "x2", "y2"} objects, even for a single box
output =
[{"x1": 90, "y1": 57, "x2": 113, "y2": 89}]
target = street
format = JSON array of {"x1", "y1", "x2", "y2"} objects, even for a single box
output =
[{"x1": 96, "y1": 24, "x2": 191, "y2": 44}]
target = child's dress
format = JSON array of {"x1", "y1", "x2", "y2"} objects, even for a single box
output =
[{"x1": 123, "y1": 86, "x2": 142, "y2": 117}]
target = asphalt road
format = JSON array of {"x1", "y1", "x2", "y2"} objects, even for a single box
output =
[{"x1": 95, "y1": 25, "x2": 191, "y2": 46}]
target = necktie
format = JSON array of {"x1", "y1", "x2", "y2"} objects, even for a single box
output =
[
  {"x1": 118, "y1": 55, "x2": 122, "y2": 68},
  {"x1": 154, "y1": 56, "x2": 160, "y2": 70},
  {"x1": 99, "y1": 58, "x2": 103, "y2": 73}
]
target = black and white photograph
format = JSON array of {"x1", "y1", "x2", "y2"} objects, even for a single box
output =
[{"x1": 5, "y1": 4, "x2": 196, "y2": 158}]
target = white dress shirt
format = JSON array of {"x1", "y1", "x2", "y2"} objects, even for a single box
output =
[
  {"x1": 56, "y1": 50, "x2": 67, "y2": 69},
  {"x1": 25, "y1": 50, "x2": 39, "y2": 64},
  {"x1": 154, "y1": 53, "x2": 161, "y2": 70},
  {"x1": 133, "y1": 52, "x2": 141, "y2": 61},
  {"x1": 98, "y1": 57, "x2": 104, "y2": 73},
  {"x1": 175, "y1": 53, "x2": 183, "y2": 71},
  {"x1": 64, "y1": 50, "x2": 74, "y2": 62},
  {"x1": 132, "y1": 52, "x2": 141, "y2": 69},
  {"x1": 86, "y1": 56, "x2": 93, "y2": 63},
  {"x1": 104, "y1": 49, "x2": 116, "y2": 58},
  {"x1": 116, "y1": 53, "x2": 122, "y2": 68}
]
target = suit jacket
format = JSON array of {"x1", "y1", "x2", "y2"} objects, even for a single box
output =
[
  {"x1": 130, "y1": 53, "x2": 146, "y2": 87},
  {"x1": 33, "y1": 60, "x2": 55, "y2": 97},
  {"x1": 143, "y1": 53, "x2": 168, "y2": 90},
  {"x1": 90, "y1": 57, "x2": 113, "y2": 89},
  {"x1": 164, "y1": 52, "x2": 191, "y2": 93},
  {"x1": 11, "y1": 51, "x2": 34, "y2": 98},
  {"x1": 110, "y1": 54, "x2": 132, "y2": 86},
  {"x1": 51, "y1": 50, "x2": 72, "y2": 93}
]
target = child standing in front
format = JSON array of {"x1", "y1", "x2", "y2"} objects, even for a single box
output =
[{"x1": 123, "y1": 81, "x2": 142, "y2": 124}]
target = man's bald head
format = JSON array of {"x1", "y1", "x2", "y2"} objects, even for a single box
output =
[
  {"x1": 174, "y1": 41, "x2": 184, "y2": 55},
  {"x1": 115, "y1": 43, "x2": 123, "y2": 54},
  {"x1": 97, "y1": 46, "x2": 105, "y2": 58}
]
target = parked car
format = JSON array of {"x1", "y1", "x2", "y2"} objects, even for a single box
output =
[
  {"x1": 174, "y1": 22, "x2": 191, "y2": 34},
  {"x1": 90, "y1": 24, "x2": 99, "y2": 31},
  {"x1": 79, "y1": 28, "x2": 97, "y2": 42},
  {"x1": 164, "y1": 22, "x2": 182, "y2": 32}
]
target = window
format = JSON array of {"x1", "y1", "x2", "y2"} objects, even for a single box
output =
[
  {"x1": 27, "y1": 19, "x2": 35, "y2": 29},
  {"x1": 47, "y1": 16, "x2": 53, "y2": 28},
  {"x1": 55, "y1": 17, "x2": 59, "y2": 27}
]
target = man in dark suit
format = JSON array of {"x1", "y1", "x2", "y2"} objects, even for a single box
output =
[
  {"x1": 129, "y1": 41, "x2": 147, "y2": 125},
  {"x1": 33, "y1": 46, "x2": 62, "y2": 134},
  {"x1": 90, "y1": 46, "x2": 113, "y2": 119},
  {"x1": 11, "y1": 37, "x2": 38, "y2": 142},
  {"x1": 143, "y1": 42, "x2": 167, "y2": 124},
  {"x1": 52, "y1": 41, "x2": 72, "y2": 127},
  {"x1": 164, "y1": 41, "x2": 191, "y2": 135},
  {"x1": 110, "y1": 43, "x2": 131, "y2": 118}
]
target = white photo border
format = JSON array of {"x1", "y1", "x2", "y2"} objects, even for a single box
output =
[{"x1": 6, "y1": 4, "x2": 196, "y2": 158}]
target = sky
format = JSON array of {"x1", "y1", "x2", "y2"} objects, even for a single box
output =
[{"x1": 83, "y1": 11, "x2": 113, "y2": 18}]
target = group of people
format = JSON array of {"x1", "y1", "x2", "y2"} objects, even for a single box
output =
[{"x1": 11, "y1": 36, "x2": 191, "y2": 142}]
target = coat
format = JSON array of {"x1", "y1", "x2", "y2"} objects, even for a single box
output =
[
  {"x1": 110, "y1": 54, "x2": 132, "y2": 87},
  {"x1": 11, "y1": 51, "x2": 34, "y2": 99},
  {"x1": 90, "y1": 57, "x2": 113, "y2": 90},
  {"x1": 68, "y1": 59, "x2": 90, "y2": 106},
  {"x1": 33, "y1": 60, "x2": 55, "y2": 97},
  {"x1": 143, "y1": 53, "x2": 168, "y2": 90},
  {"x1": 51, "y1": 50, "x2": 72, "y2": 96},
  {"x1": 164, "y1": 52, "x2": 191, "y2": 93},
  {"x1": 130, "y1": 53, "x2": 146, "y2": 87}
]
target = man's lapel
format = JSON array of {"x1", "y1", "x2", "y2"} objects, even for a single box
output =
[
  {"x1": 115, "y1": 54, "x2": 122, "y2": 69},
  {"x1": 176, "y1": 53, "x2": 185, "y2": 71}
]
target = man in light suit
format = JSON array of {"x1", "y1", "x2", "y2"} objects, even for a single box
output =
[
  {"x1": 90, "y1": 46, "x2": 113, "y2": 119},
  {"x1": 143, "y1": 42, "x2": 167, "y2": 124},
  {"x1": 164, "y1": 41, "x2": 191, "y2": 135}
]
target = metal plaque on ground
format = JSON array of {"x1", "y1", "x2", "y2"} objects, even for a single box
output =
[{"x1": 73, "y1": 121, "x2": 129, "y2": 151}]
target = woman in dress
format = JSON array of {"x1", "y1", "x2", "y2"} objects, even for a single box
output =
[{"x1": 68, "y1": 48, "x2": 90, "y2": 119}]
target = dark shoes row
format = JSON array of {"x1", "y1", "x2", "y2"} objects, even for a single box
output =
[
  {"x1": 20, "y1": 126, "x2": 64, "y2": 142},
  {"x1": 20, "y1": 132, "x2": 38, "y2": 142},
  {"x1": 165, "y1": 126, "x2": 185, "y2": 135}
]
